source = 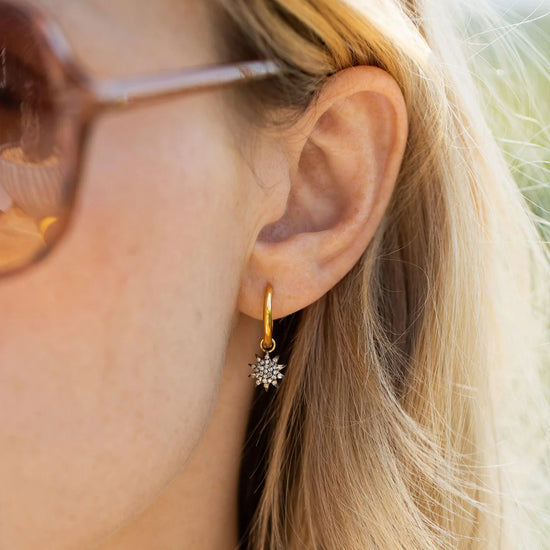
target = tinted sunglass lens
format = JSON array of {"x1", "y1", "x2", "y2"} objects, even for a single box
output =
[{"x1": 0, "y1": 3, "x2": 77, "y2": 275}]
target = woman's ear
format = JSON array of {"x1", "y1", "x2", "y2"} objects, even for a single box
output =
[{"x1": 237, "y1": 65, "x2": 408, "y2": 320}]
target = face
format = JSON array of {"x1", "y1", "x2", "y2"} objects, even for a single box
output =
[{"x1": 0, "y1": 0, "x2": 262, "y2": 548}]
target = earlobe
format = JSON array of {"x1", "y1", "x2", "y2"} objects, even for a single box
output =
[{"x1": 238, "y1": 65, "x2": 408, "y2": 321}]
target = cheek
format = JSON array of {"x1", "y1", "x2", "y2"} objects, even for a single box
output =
[{"x1": 0, "y1": 98, "x2": 249, "y2": 549}]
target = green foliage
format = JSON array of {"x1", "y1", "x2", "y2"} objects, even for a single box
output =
[{"x1": 470, "y1": 6, "x2": 550, "y2": 242}]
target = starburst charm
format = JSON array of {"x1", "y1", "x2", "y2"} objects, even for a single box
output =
[{"x1": 248, "y1": 351, "x2": 286, "y2": 391}]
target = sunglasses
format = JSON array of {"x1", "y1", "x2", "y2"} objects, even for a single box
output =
[{"x1": 0, "y1": 0, "x2": 282, "y2": 279}]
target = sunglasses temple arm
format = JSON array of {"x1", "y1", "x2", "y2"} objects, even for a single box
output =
[{"x1": 83, "y1": 60, "x2": 282, "y2": 110}]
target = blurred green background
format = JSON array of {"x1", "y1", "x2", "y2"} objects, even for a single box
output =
[
  {"x1": 467, "y1": 2, "x2": 550, "y2": 546},
  {"x1": 475, "y1": 2, "x2": 550, "y2": 242}
]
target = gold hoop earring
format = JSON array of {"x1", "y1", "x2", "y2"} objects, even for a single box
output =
[{"x1": 248, "y1": 283, "x2": 286, "y2": 391}]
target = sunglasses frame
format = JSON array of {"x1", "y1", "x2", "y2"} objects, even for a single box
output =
[{"x1": 0, "y1": 0, "x2": 283, "y2": 279}]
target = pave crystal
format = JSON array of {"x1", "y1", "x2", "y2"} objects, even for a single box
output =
[{"x1": 248, "y1": 350, "x2": 286, "y2": 391}]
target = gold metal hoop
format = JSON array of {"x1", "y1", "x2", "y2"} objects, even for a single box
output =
[
  {"x1": 262, "y1": 283, "x2": 273, "y2": 350},
  {"x1": 249, "y1": 282, "x2": 285, "y2": 391}
]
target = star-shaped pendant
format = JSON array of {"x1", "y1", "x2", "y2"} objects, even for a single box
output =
[{"x1": 248, "y1": 351, "x2": 286, "y2": 391}]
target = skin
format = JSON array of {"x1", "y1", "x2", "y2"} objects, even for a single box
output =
[{"x1": 0, "y1": 1, "x2": 408, "y2": 549}]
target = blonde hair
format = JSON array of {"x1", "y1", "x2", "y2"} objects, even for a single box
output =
[{"x1": 212, "y1": 1, "x2": 550, "y2": 548}]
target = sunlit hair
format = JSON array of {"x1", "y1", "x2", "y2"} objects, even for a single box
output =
[{"x1": 212, "y1": 1, "x2": 550, "y2": 548}]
